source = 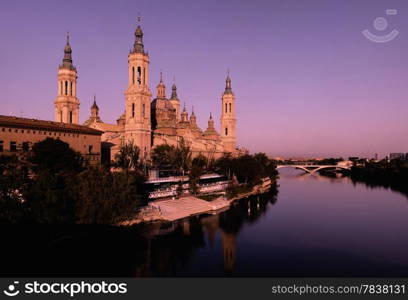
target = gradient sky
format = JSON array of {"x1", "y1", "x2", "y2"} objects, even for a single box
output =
[{"x1": 1, "y1": 0, "x2": 407, "y2": 158}]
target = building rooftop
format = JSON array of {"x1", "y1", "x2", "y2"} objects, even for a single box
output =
[{"x1": 0, "y1": 115, "x2": 103, "y2": 135}]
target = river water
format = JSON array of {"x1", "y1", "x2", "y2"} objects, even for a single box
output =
[
  {"x1": 3, "y1": 169, "x2": 408, "y2": 277},
  {"x1": 128, "y1": 169, "x2": 408, "y2": 277}
]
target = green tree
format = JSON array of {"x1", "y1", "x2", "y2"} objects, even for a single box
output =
[
  {"x1": 151, "y1": 144, "x2": 176, "y2": 167},
  {"x1": 71, "y1": 167, "x2": 146, "y2": 224},
  {"x1": 188, "y1": 154, "x2": 208, "y2": 194},
  {"x1": 23, "y1": 138, "x2": 83, "y2": 223},
  {"x1": 114, "y1": 141, "x2": 141, "y2": 172},
  {"x1": 174, "y1": 138, "x2": 192, "y2": 175},
  {"x1": 26, "y1": 169, "x2": 75, "y2": 223},
  {"x1": 0, "y1": 155, "x2": 28, "y2": 223},
  {"x1": 29, "y1": 138, "x2": 83, "y2": 175},
  {"x1": 214, "y1": 153, "x2": 234, "y2": 179}
]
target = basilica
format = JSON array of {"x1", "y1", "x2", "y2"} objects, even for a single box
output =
[{"x1": 54, "y1": 22, "x2": 238, "y2": 161}]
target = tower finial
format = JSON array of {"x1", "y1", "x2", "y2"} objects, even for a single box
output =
[
  {"x1": 137, "y1": 12, "x2": 141, "y2": 23},
  {"x1": 133, "y1": 15, "x2": 145, "y2": 54},
  {"x1": 91, "y1": 94, "x2": 99, "y2": 110},
  {"x1": 224, "y1": 70, "x2": 233, "y2": 95},
  {"x1": 61, "y1": 31, "x2": 74, "y2": 69},
  {"x1": 160, "y1": 71, "x2": 163, "y2": 83},
  {"x1": 170, "y1": 75, "x2": 178, "y2": 99}
]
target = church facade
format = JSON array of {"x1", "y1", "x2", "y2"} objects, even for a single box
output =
[{"x1": 56, "y1": 22, "x2": 238, "y2": 161}]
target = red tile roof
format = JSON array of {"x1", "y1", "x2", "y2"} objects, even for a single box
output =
[{"x1": 0, "y1": 115, "x2": 103, "y2": 135}]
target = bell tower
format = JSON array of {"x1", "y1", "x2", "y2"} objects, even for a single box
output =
[
  {"x1": 124, "y1": 17, "x2": 152, "y2": 160},
  {"x1": 220, "y1": 72, "x2": 236, "y2": 153},
  {"x1": 54, "y1": 32, "x2": 80, "y2": 124}
]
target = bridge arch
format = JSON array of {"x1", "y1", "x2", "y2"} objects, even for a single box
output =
[{"x1": 276, "y1": 165, "x2": 350, "y2": 174}]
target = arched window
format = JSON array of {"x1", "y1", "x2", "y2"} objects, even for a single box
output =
[
  {"x1": 60, "y1": 111, "x2": 63, "y2": 122},
  {"x1": 60, "y1": 81, "x2": 63, "y2": 95},
  {"x1": 225, "y1": 127, "x2": 228, "y2": 136},
  {"x1": 132, "y1": 67, "x2": 135, "y2": 84},
  {"x1": 142, "y1": 103, "x2": 145, "y2": 118},
  {"x1": 229, "y1": 103, "x2": 232, "y2": 113},
  {"x1": 132, "y1": 103, "x2": 135, "y2": 118},
  {"x1": 143, "y1": 68, "x2": 146, "y2": 85},
  {"x1": 69, "y1": 111, "x2": 73, "y2": 123},
  {"x1": 65, "y1": 81, "x2": 68, "y2": 95},
  {"x1": 225, "y1": 103, "x2": 228, "y2": 113},
  {"x1": 70, "y1": 82, "x2": 73, "y2": 96},
  {"x1": 137, "y1": 67, "x2": 142, "y2": 85}
]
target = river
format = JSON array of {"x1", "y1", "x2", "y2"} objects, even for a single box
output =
[{"x1": 3, "y1": 168, "x2": 408, "y2": 277}]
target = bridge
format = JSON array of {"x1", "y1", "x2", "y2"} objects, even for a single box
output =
[{"x1": 276, "y1": 164, "x2": 351, "y2": 174}]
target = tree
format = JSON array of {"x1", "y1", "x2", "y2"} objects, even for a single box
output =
[
  {"x1": 188, "y1": 154, "x2": 207, "y2": 194},
  {"x1": 253, "y1": 152, "x2": 278, "y2": 179},
  {"x1": 0, "y1": 155, "x2": 28, "y2": 223},
  {"x1": 114, "y1": 141, "x2": 141, "y2": 172},
  {"x1": 151, "y1": 144, "x2": 176, "y2": 167},
  {"x1": 23, "y1": 139, "x2": 83, "y2": 223},
  {"x1": 29, "y1": 138, "x2": 83, "y2": 175},
  {"x1": 215, "y1": 153, "x2": 278, "y2": 187},
  {"x1": 71, "y1": 167, "x2": 146, "y2": 224},
  {"x1": 214, "y1": 153, "x2": 234, "y2": 179},
  {"x1": 174, "y1": 138, "x2": 192, "y2": 175}
]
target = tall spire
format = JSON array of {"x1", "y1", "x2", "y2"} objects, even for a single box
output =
[
  {"x1": 208, "y1": 113, "x2": 215, "y2": 130},
  {"x1": 91, "y1": 94, "x2": 98, "y2": 110},
  {"x1": 84, "y1": 94, "x2": 102, "y2": 125},
  {"x1": 132, "y1": 14, "x2": 145, "y2": 54},
  {"x1": 190, "y1": 106, "x2": 197, "y2": 125},
  {"x1": 181, "y1": 102, "x2": 189, "y2": 122},
  {"x1": 170, "y1": 75, "x2": 178, "y2": 100},
  {"x1": 61, "y1": 31, "x2": 74, "y2": 70},
  {"x1": 224, "y1": 69, "x2": 233, "y2": 95},
  {"x1": 156, "y1": 71, "x2": 166, "y2": 99},
  {"x1": 208, "y1": 113, "x2": 215, "y2": 128}
]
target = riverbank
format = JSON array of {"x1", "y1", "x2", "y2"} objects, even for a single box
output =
[
  {"x1": 349, "y1": 163, "x2": 408, "y2": 198},
  {"x1": 119, "y1": 177, "x2": 275, "y2": 226}
]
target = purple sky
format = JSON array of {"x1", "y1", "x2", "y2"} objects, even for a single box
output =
[{"x1": 1, "y1": 0, "x2": 407, "y2": 158}]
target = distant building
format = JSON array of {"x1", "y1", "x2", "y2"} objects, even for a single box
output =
[
  {"x1": 0, "y1": 115, "x2": 103, "y2": 164},
  {"x1": 389, "y1": 153, "x2": 406, "y2": 160},
  {"x1": 374, "y1": 153, "x2": 378, "y2": 161}
]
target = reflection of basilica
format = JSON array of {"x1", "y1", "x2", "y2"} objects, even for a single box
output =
[
  {"x1": 221, "y1": 232, "x2": 236, "y2": 273},
  {"x1": 130, "y1": 186, "x2": 278, "y2": 276},
  {"x1": 201, "y1": 214, "x2": 236, "y2": 273}
]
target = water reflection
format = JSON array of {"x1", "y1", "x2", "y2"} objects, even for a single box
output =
[
  {"x1": 132, "y1": 187, "x2": 278, "y2": 276},
  {"x1": 2, "y1": 171, "x2": 408, "y2": 277}
]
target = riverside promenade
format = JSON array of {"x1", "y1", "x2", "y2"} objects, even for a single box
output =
[
  {"x1": 150, "y1": 196, "x2": 230, "y2": 221},
  {"x1": 119, "y1": 177, "x2": 273, "y2": 226}
]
